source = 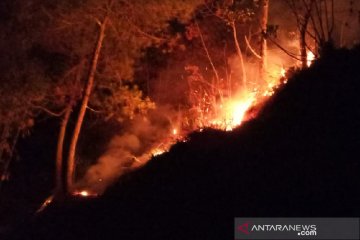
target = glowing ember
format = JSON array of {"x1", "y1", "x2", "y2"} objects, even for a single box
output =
[
  {"x1": 307, "y1": 51, "x2": 315, "y2": 67},
  {"x1": 79, "y1": 190, "x2": 89, "y2": 197},
  {"x1": 36, "y1": 195, "x2": 54, "y2": 213},
  {"x1": 172, "y1": 128, "x2": 177, "y2": 135},
  {"x1": 280, "y1": 67, "x2": 286, "y2": 78},
  {"x1": 262, "y1": 82, "x2": 275, "y2": 97},
  {"x1": 152, "y1": 148, "x2": 166, "y2": 156},
  {"x1": 73, "y1": 190, "x2": 98, "y2": 198}
]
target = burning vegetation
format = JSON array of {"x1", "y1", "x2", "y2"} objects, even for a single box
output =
[
  {"x1": 0, "y1": 0, "x2": 359, "y2": 221},
  {"x1": 74, "y1": 44, "x2": 308, "y2": 196}
]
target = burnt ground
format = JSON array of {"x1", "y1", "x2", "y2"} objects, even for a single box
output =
[{"x1": 4, "y1": 45, "x2": 360, "y2": 240}]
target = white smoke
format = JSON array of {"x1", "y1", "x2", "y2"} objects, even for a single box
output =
[{"x1": 76, "y1": 106, "x2": 180, "y2": 194}]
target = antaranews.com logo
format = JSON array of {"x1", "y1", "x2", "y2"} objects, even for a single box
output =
[
  {"x1": 238, "y1": 222, "x2": 317, "y2": 236},
  {"x1": 234, "y1": 218, "x2": 359, "y2": 239}
]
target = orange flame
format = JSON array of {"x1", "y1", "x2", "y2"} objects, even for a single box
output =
[
  {"x1": 209, "y1": 93, "x2": 256, "y2": 131},
  {"x1": 307, "y1": 51, "x2": 315, "y2": 67},
  {"x1": 79, "y1": 190, "x2": 89, "y2": 197},
  {"x1": 280, "y1": 67, "x2": 286, "y2": 78},
  {"x1": 152, "y1": 148, "x2": 166, "y2": 156},
  {"x1": 144, "y1": 65, "x2": 288, "y2": 170}
]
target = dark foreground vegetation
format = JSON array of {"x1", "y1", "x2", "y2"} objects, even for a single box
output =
[{"x1": 6, "y1": 46, "x2": 360, "y2": 240}]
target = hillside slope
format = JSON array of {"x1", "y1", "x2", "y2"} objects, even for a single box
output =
[{"x1": 10, "y1": 46, "x2": 360, "y2": 240}]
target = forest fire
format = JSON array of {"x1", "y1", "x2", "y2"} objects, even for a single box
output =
[
  {"x1": 69, "y1": 46, "x2": 293, "y2": 197},
  {"x1": 2, "y1": 2, "x2": 358, "y2": 235},
  {"x1": 35, "y1": 85, "x2": 264, "y2": 204},
  {"x1": 141, "y1": 69, "x2": 287, "y2": 163}
]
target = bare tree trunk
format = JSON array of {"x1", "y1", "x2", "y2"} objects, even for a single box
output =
[
  {"x1": 259, "y1": 0, "x2": 269, "y2": 83},
  {"x1": 300, "y1": 27, "x2": 307, "y2": 68},
  {"x1": 231, "y1": 21, "x2": 247, "y2": 89},
  {"x1": 66, "y1": 17, "x2": 108, "y2": 193},
  {"x1": 54, "y1": 104, "x2": 72, "y2": 199},
  {"x1": 56, "y1": 61, "x2": 84, "y2": 198},
  {"x1": 196, "y1": 22, "x2": 220, "y2": 84},
  {"x1": 300, "y1": 14, "x2": 310, "y2": 68},
  {"x1": 223, "y1": 42, "x2": 232, "y2": 98}
]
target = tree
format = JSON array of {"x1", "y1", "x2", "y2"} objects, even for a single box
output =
[
  {"x1": 66, "y1": 15, "x2": 109, "y2": 192},
  {"x1": 283, "y1": 0, "x2": 338, "y2": 66},
  {"x1": 0, "y1": 0, "x2": 203, "y2": 198},
  {"x1": 0, "y1": 0, "x2": 52, "y2": 192},
  {"x1": 259, "y1": 0, "x2": 269, "y2": 81},
  {"x1": 285, "y1": 0, "x2": 313, "y2": 68},
  {"x1": 41, "y1": 0, "x2": 204, "y2": 195},
  {"x1": 212, "y1": 0, "x2": 256, "y2": 89},
  {"x1": 200, "y1": 0, "x2": 273, "y2": 89}
]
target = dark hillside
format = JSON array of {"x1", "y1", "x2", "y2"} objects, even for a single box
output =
[{"x1": 9, "y1": 46, "x2": 360, "y2": 240}]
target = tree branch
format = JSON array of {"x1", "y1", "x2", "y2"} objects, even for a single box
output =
[
  {"x1": 196, "y1": 21, "x2": 220, "y2": 83},
  {"x1": 244, "y1": 35, "x2": 262, "y2": 59},
  {"x1": 267, "y1": 36, "x2": 302, "y2": 61},
  {"x1": 87, "y1": 106, "x2": 103, "y2": 113},
  {"x1": 303, "y1": 0, "x2": 321, "y2": 43},
  {"x1": 329, "y1": 0, "x2": 335, "y2": 37},
  {"x1": 231, "y1": 21, "x2": 247, "y2": 88},
  {"x1": 314, "y1": 0, "x2": 326, "y2": 41},
  {"x1": 32, "y1": 105, "x2": 67, "y2": 117}
]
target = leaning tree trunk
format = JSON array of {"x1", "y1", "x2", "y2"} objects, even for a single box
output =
[
  {"x1": 259, "y1": 0, "x2": 269, "y2": 83},
  {"x1": 196, "y1": 22, "x2": 220, "y2": 86},
  {"x1": 66, "y1": 17, "x2": 108, "y2": 193},
  {"x1": 231, "y1": 21, "x2": 247, "y2": 90},
  {"x1": 56, "y1": 61, "x2": 84, "y2": 199},
  {"x1": 54, "y1": 104, "x2": 72, "y2": 199}
]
